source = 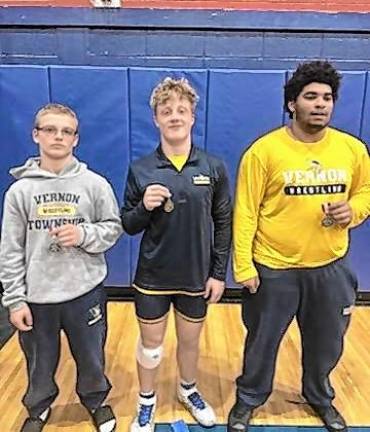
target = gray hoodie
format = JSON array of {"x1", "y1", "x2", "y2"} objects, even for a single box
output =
[{"x1": 0, "y1": 157, "x2": 123, "y2": 311}]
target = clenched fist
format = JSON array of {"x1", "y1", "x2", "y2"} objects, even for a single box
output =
[
  {"x1": 49, "y1": 224, "x2": 83, "y2": 247},
  {"x1": 143, "y1": 184, "x2": 171, "y2": 211}
]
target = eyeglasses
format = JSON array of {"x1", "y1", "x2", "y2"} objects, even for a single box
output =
[{"x1": 36, "y1": 126, "x2": 78, "y2": 138}]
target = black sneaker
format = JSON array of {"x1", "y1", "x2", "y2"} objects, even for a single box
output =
[
  {"x1": 20, "y1": 408, "x2": 51, "y2": 432},
  {"x1": 311, "y1": 404, "x2": 347, "y2": 432},
  {"x1": 90, "y1": 405, "x2": 117, "y2": 432},
  {"x1": 227, "y1": 400, "x2": 253, "y2": 432}
]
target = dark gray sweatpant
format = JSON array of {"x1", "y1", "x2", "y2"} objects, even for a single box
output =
[
  {"x1": 236, "y1": 257, "x2": 357, "y2": 408},
  {"x1": 19, "y1": 284, "x2": 111, "y2": 417}
]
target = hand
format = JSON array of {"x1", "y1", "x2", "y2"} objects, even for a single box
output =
[
  {"x1": 10, "y1": 305, "x2": 33, "y2": 331},
  {"x1": 203, "y1": 277, "x2": 225, "y2": 303},
  {"x1": 326, "y1": 201, "x2": 353, "y2": 227},
  {"x1": 49, "y1": 224, "x2": 83, "y2": 247},
  {"x1": 241, "y1": 276, "x2": 260, "y2": 294},
  {"x1": 143, "y1": 184, "x2": 171, "y2": 211}
]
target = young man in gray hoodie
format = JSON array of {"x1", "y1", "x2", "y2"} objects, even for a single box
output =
[{"x1": 0, "y1": 103, "x2": 122, "y2": 432}]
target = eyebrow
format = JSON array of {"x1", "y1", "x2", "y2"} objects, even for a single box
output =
[
  {"x1": 37, "y1": 125, "x2": 78, "y2": 133},
  {"x1": 159, "y1": 104, "x2": 190, "y2": 110},
  {"x1": 303, "y1": 91, "x2": 333, "y2": 96}
]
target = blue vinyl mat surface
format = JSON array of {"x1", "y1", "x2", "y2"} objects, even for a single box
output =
[{"x1": 155, "y1": 425, "x2": 370, "y2": 432}]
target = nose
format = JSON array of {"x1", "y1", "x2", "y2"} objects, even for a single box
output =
[
  {"x1": 315, "y1": 97, "x2": 327, "y2": 108},
  {"x1": 171, "y1": 112, "x2": 184, "y2": 125},
  {"x1": 55, "y1": 129, "x2": 64, "y2": 139}
]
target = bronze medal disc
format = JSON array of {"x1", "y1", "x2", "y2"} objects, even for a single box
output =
[
  {"x1": 321, "y1": 215, "x2": 334, "y2": 227},
  {"x1": 164, "y1": 198, "x2": 175, "y2": 213},
  {"x1": 49, "y1": 241, "x2": 62, "y2": 252}
]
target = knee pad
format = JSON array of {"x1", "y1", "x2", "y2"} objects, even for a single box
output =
[{"x1": 136, "y1": 339, "x2": 163, "y2": 369}]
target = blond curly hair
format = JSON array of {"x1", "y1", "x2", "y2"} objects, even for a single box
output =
[{"x1": 150, "y1": 77, "x2": 199, "y2": 114}]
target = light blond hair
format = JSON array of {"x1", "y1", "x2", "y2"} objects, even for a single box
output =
[
  {"x1": 150, "y1": 77, "x2": 199, "y2": 114},
  {"x1": 34, "y1": 103, "x2": 78, "y2": 128}
]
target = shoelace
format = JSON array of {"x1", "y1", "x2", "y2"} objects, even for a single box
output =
[
  {"x1": 188, "y1": 392, "x2": 206, "y2": 410},
  {"x1": 138, "y1": 404, "x2": 154, "y2": 426}
]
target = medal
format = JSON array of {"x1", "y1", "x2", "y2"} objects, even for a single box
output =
[
  {"x1": 48, "y1": 235, "x2": 62, "y2": 252},
  {"x1": 321, "y1": 215, "x2": 335, "y2": 227},
  {"x1": 321, "y1": 202, "x2": 334, "y2": 228},
  {"x1": 48, "y1": 241, "x2": 62, "y2": 252},
  {"x1": 164, "y1": 197, "x2": 175, "y2": 213}
]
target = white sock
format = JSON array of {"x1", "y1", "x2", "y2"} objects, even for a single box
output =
[
  {"x1": 180, "y1": 380, "x2": 196, "y2": 390},
  {"x1": 39, "y1": 408, "x2": 50, "y2": 421},
  {"x1": 140, "y1": 390, "x2": 155, "y2": 398},
  {"x1": 99, "y1": 419, "x2": 116, "y2": 432}
]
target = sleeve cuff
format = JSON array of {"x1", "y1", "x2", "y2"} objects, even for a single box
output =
[
  {"x1": 76, "y1": 225, "x2": 86, "y2": 247},
  {"x1": 209, "y1": 272, "x2": 226, "y2": 282},
  {"x1": 234, "y1": 265, "x2": 258, "y2": 284},
  {"x1": 8, "y1": 301, "x2": 27, "y2": 312}
]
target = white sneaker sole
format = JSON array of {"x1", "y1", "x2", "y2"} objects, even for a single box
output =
[{"x1": 177, "y1": 395, "x2": 216, "y2": 427}]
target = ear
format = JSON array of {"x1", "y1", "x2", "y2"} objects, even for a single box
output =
[
  {"x1": 191, "y1": 113, "x2": 195, "y2": 126},
  {"x1": 287, "y1": 101, "x2": 296, "y2": 114},
  {"x1": 72, "y1": 134, "x2": 79, "y2": 148},
  {"x1": 153, "y1": 115, "x2": 159, "y2": 128},
  {"x1": 32, "y1": 128, "x2": 39, "y2": 144}
]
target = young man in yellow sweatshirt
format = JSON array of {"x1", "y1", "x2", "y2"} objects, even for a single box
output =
[{"x1": 228, "y1": 61, "x2": 370, "y2": 432}]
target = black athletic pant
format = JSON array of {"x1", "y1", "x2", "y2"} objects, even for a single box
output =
[
  {"x1": 236, "y1": 257, "x2": 357, "y2": 408},
  {"x1": 19, "y1": 284, "x2": 111, "y2": 417}
]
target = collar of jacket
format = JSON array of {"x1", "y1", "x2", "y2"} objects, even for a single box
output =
[{"x1": 155, "y1": 144, "x2": 200, "y2": 168}]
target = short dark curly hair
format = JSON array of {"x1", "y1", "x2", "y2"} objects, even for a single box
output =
[{"x1": 284, "y1": 60, "x2": 342, "y2": 118}]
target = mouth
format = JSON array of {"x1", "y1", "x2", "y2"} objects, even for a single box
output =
[{"x1": 311, "y1": 112, "x2": 327, "y2": 118}]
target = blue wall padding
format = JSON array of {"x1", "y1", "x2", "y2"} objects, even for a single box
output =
[
  {"x1": 0, "y1": 66, "x2": 50, "y2": 218},
  {"x1": 361, "y1": 72, "x2": 370, "y2": 142},
  {"x1": 0, "y1": 65, "x2": 369, "y2": 290},
  {"x1": 331, "y1": 72, "x2": 367, "y2": 136},
  {"x1": 206, "y1": 70, "x2": 286, "y2": 186}
]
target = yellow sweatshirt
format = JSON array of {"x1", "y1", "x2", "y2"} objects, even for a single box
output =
[{"x1": 233, "y1": 126, "x2": 370, "y2": 283}]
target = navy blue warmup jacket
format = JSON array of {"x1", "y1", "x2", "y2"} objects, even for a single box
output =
[{"x1": 121, "y1": 145, "x2": 232, "y2": 294}]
